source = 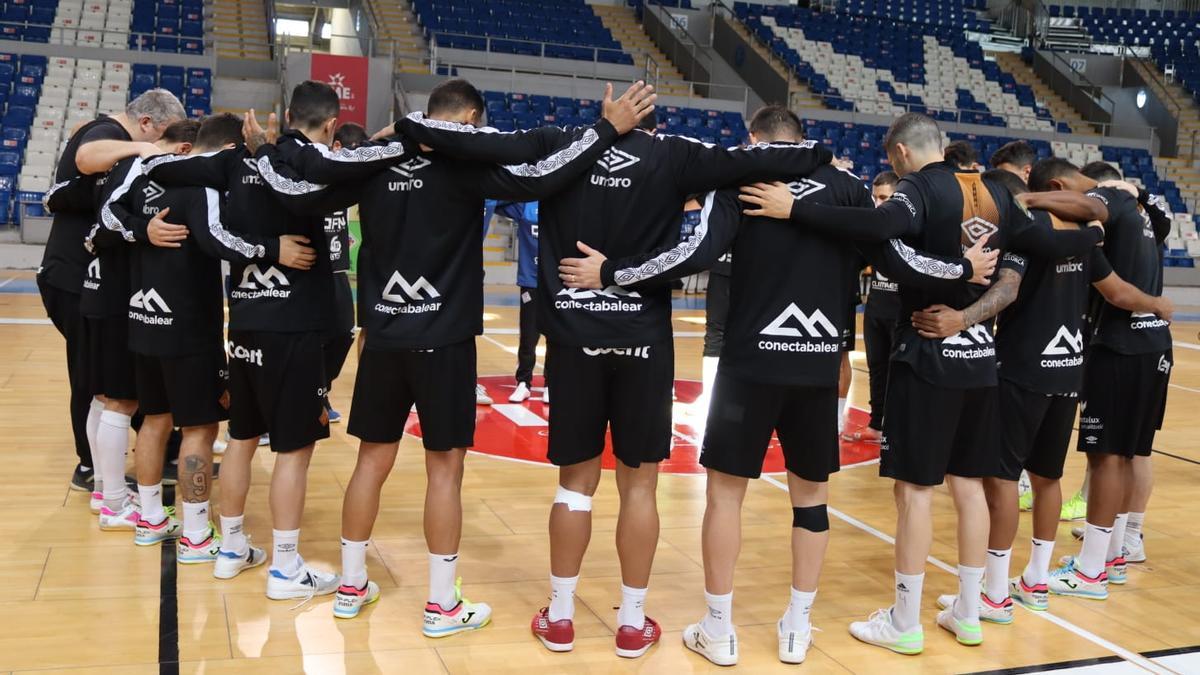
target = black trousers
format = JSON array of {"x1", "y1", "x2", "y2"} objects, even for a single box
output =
[
  {"x1": 516, "y1": 287, "x2": 540, "y2": 384},
  {"x1": 704, "y1": 271, "x2": 730, "y2": 358},
  {"x1": 863, "y1": 312, "x2": 896, "y2": 431},
  {"x1": 38, "y1": 278, "x2": 91, "y2": 467}
]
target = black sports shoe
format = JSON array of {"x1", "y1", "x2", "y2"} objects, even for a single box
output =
[{"x1": 70, "y1": 464, "x2": 94, "y2": 492}]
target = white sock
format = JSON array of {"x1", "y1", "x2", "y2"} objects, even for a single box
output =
[
  {"x1": 138, "y1": 482, "x2": 165, "y2": 522},
  {"x1": 548, "y1": 574, "x2": 578, "y2": 622},
  {"x1": 955, "y1": 565, "x2": 985, "y2": 622},
  {"x1": 782, "y1": 587, "x2": 816, "y2": 632},
  {"x1": 837, "y1": 397, "x2": 847, "y2": 433},
  {"x1": 428, "y1": 552, "x2": 459, "y2": 610},
  {"x1": 984, "y1": 549, "x2": 1011, "y2": 602},
  {"x1": 1023, "y1": 538, "x2": 1056, "y2": 586},
  {"x1": 98, "y1": 410, "x2": 131, "y2": 511},
  {"x1": 700, "y1": 590, "x2": 733, "y2": 637},
  {"x1": 1078, "y1": 522, "x2": 1113, "y2": 578},
  {"x1": 220, "y1": 514, "x2": 247, "y2": 556},
  {"x1": 272, "y1": 528, "x2": 300, "y2": 575},
  {"x1": 340, "y1": 538, "x2": 369, "y2": 588},
  {"x1": 1125, "y1": 512, "x2": 1145, "y2": 547},
  {"x1": 892, "y1": 571, "x2": 924, "y2": 631},
  {"x1": 1107, "y1": 513, "x2": 1129, "y2": 561},
  {"x1": 617, "y1": 584, "x2": 647, "y2": 629},
  {"x1": 86, "y1": 399, "x2": 104, "y2": 492},
  {"x1": 181, "y1": 501, "x2": 210, "y2": 542}
]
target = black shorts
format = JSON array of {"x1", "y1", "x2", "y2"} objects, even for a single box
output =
[
  {"x1": 841, "y1": 303, "x2": 857, "y2": 352},
  {"x1": 997, "y1": 379, "x2": 1076, "y2": 481},
  {"x1": 227, "y1": 330, "x2": 330, "y2": 453},
  {"x1": 83, "y1": 315, "x2": 137, "y2": 400},
  {"x1": 330, "y1": 272, "x2": 355, "y2": 335},
  {"x1": 880, "y1": 363, "x2": 998, "y2": 486},
  {"x1": 701, "y1": 371, "x2": 839, "y2": 481},
  {"x1": 135, "y1": 349, "x2": 229, "y2": 427},
  {"x1": 348, "y1": 339, "x2": 476, "y2": 451},
  {"x1": 545, "y1": 341, "x2": 673, "y2": 468},
  {"x1": 1077, "y1": 346, "x2": 1171, "y2": 458},
  {"x1": 704, "y1": 272, "x2": 729, "y2": 358}
]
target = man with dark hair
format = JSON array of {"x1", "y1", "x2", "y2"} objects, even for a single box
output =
[
  {"x1": 399, "y1": 96, "x2": 838, "y2": 659},
  {"x1": 99, "y1": 113, "x2": 284, "y2": 563},
  {"x1": 321, "y1": 122, "x2": 370, "y2": 422},
  {"x1": 266, "y1": 79, "x2": 656, "y2": 631},
  {"x1": 1024, "y1": 158, "x2": 1174, "y2": 602},
  {"x1": 142, "y1": 95, "x2": 410, "y2": 597},
  {"x1": 60, "y1": 118, "x2": 199, "y2": 529},
  {"x1": 40, "y1": 88, "x2": 186, "y2": 492},
  {"x1": 558, "y1": 106, "x2": 995, "y2": 666},
  {"x1": 1080, "y1": 160, "x2": 1123, "y2": 183},
  {"x1": 990, "y1": 141, "x2": 1037, "y2": 183},
  {"x1": 944, "y1": 140, "x2": 981, "y2": 171},
  {"x1": 737, "y1": 112, "x2": 1106, "y2": 654},
  {"x1": 843, "y1": 170, "x2": 901, "y2": 444}
]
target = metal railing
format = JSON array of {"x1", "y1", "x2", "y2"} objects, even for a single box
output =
[
  {"x1": 428, "y1": 30, "x2": 656, "y2": 79},
  {"x1": 1033, "y1": 49, "x2": 1119, "y2": 130},
  {"x1": 708, "y1": 0, "x2": 798, "y2": 82}
]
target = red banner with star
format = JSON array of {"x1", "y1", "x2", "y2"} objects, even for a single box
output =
[{"x1": 310, "y1": 53, "x2": 369, "y2": 127}]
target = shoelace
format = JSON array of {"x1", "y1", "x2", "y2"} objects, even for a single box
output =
[{"x1": 287, "y1": 558, "x2": 335, "y2": 611}]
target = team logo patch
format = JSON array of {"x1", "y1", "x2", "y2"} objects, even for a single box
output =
[
  {"x1": 129, "y1": 289, "x2": 171, "y2": 313},
  {"x1": 1043, "y1": 326, "x2": 1084, "y2": 356},
  {"x1": 238, "y1": 264, "x2": 290, "y2": 290},
  {"x1": 142, "y1": 181, "x2": 165, "y2": 203},
  {"x1": 961, "y1": 216, "x2": 998, "y2": 243},
  {"x1": 556, "y1": 286, "x2": 640, "y2": 300},
  {"x1": 787, "y1": 179, "x2": 826, "y2": 200},
  {"x1": 761, "y1": 304, "x2": 838, "y2": 338},
  {"x1": 389, "y1": 156, "x2": 432, "y2": 178},
  {"x1": 596, "y1": 148, "x2": 640, "y2": 173},
  {"x1": 381, "y1": 272, "x2": 440, "y2": 303}
]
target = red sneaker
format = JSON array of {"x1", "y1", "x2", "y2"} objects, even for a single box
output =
[
  {"x1": 842, "y1": 425, "x2": 882, "y2": 444},
  {"x1": 531, "y1": 607, "x2": 574, "y2": 652},
  {"x1": 615, "y1": 616, "x2": 662, "y2": 658}
]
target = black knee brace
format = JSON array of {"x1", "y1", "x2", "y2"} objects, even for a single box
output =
[{"x1": 792, "y1": 505, "x2": 829, "y2": 532}]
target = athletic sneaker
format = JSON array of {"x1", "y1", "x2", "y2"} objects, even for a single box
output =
[
  {"x1": 423, "y1": 580, "x2": 491, "y2": 637},
  {"x1": 615, "y1": 616, "x2": 661, "y2": 658},
  {"x1": 937, "y1": 593, "x2": 1012, "y2": 625},
  {"x1": 177, "y1": 527, "x2": 222, "y2": 564},
  {"x1": 325, "y1": 399, "x2": 342, "y2": 424},
  {"x1": 135, "y1": 514, "x2": 181, "y2": 546},
  {"x1": 1124, "y1": 533, "x2": 1146, "y2": 563},
  {"x1": 212, "y1": 437, "x2": 227, "y2": 455},
  {"x1": 475, "y1": 384, "x2": 493, "y2": 406},
  {"x1": 1060, "y1": 491, "x2": 1087, "y2": 521},
  {"x1": 333, "y1": 580, "x2": 381, "y2": 619},
  {"x1": 89, "y1": 491, "x2": 103, "y2": 514},
  {"x1": 841, "y1": 425, "x2": 882, "y2": 444},
  {"x1": 531, "y1": 607, "x2": 574, "y2": 652},
  {"x1": 542, "y1": 386, "x2": 550, "y2": 404},
  {"x1": 936, "y1": 604, "x2": 983, "y2": 646},
  {"x1": 682, "y1": 622, "x2": 738, "y2": 666},
  {"x1": 266, "y1": 559, "x2": 339, "y2": 601},
  {"x1": 778, "y1": 619, "x2": 813, "y2": 664},
  {"x1": 1071, "y1": 526, "x2": 1086, "y2": 541},
  {"x1": 1010, "y1": 576, "x2": 1049, "y2": 611},
  {"x1": 509, "y1": 381, "x2": 532, "y2": 403},
  {"x1": 1047, "y1": 559, "x2": 1108, "y2": 599},
  {"x1": 98, "y1": 501, "x2": 140, "y2": 531},
  {"x1": 70, "y1": 464, "x2": 94, "y2": 491},
  {"x1": 1059, "y1": 554, "x2": 1126, "y2": 585},
  {"x1": 848, "y1": 608, "x2": 924, "y2": 655},
  {"x1": 213, "y1": 544, "x2": 267, "y2": 579},
  {"x1": 258, "y1": 434, "x2": 271, "y2": 447},
  {"x1": 1017, "y1": 489, "x2": 1033, "y2": 512}
]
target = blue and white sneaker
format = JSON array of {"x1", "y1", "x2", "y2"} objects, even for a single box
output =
[
  {"x1": 213, "y1": 542, "x2": 267, "y2": 579},
  {"x1": 266, "y1": 558, "x2": 339, "y2": 601},
  {"x1": 1048, "y1": 558, "x2": 1108, "y2": 600}
]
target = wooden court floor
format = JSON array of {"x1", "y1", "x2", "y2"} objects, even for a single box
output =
[{"x1": 1, "y1": 272, "x2": 1199, "y2": 674}]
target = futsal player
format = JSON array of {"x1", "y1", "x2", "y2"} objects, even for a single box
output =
[
  {"x1": 989, "y1": 140, "x2": 1037, "y2": 184},
  {"x1": 400, "y1": 94, "x2": 839, "y2": 660},
  {"x1": 39, "y1": 89, "x2": 185, "y2": 492},
  {"x1": 776, "y1": 113, "x2": 1106, "y2": 653}
]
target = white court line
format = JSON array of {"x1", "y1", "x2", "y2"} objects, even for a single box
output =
[
  {"x1": 758, "y1": 473, "x2": 1176, "y2": 674},
  {"x1": 1170, "y1": 383, "x2": 1200, "y2": 394},
  {"x1": 0, "y1": 277, "x2": 15, "y2": 288}
]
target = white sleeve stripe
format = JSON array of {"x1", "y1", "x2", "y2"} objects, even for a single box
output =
[
  {"x1": 141, "y1": 149, "x2": 222, "y2": 174},
  {"x1": 613, "y1": 190, "x2": 715, "y2": 285},
  {"x1": 888, "y1": 238, "x2": 965, "y2": 279},
  {"x1": 255, "y1": 155, "x2": 327, "y2": 194},
  {"x1": 310, "y1": 139, "x2": 410, "y2": 162},
  {"x1": 99, "y1": 158, "x2": 143, "y2": 242},
  {"x1": 502, "y1": 128, "x2": 599, "y2": 177},
  {"x1": 405, "y1": 111, "x2": 518, "y2": 135},
  {"x1": 205, "y1": 188, "x2": 264, "y2": 259},
  {"x1": 42, "y1": 179, "x2": 71, "y2": 210}
]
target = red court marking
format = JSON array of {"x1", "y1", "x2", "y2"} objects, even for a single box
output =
[{"x1": 404, "y1": 376, "x2": 881, "y2": 475}]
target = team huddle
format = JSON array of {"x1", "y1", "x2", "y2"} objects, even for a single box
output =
[{"x1": 37, "y1": 75, "x2": 1173, "y2": 665}]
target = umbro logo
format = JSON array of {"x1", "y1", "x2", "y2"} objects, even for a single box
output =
[
  {"x1": 1043, "y1": 326, "x2": 1084, "y2": 356},
  {"x1": 238, "y1": 264, "x2": 290, "y2": 290},
  {"x1": 787, "y1": 178, "x2": 826, "y2": 200},
  {"x1": 242, "y1": 158, "x2": 260, "y2": 173},
  {"x1": 389, "y1": 156, "x2": 432, "y2": 178},
  {"x1": 129, "y1": 288, "x2": 171, "y2": 313},
  {"x1": 382, "y1": 271, "x2": 440, "y2": 303},
  {"x1": 596, "y1": 148, "x2": 640, "y2": 173},
  {"x1": 760, "y1": 304, "x2": 838, "y2": 338},
  {"x1": 556, "y1": 286, "x2": 641, "y2": 300},
  {"x1": 87, "y1": 257, "x2": 101, "y2": 280},
  {"x1": 961, "y1": 216, "x2": 998, "y2": 244},
  {"x1": 142, "y1": 181, "x2": 165, "y2": 202}
]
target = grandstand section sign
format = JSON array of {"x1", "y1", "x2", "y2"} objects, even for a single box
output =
[{"x1": 311, "y1": 54, "x2": 369, "y2": 127}]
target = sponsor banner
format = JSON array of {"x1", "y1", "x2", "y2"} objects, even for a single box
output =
[{"x1": 310, "y1": 53, "x2": 369, "y2": 127}]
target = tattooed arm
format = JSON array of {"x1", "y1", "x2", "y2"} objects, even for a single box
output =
[{"x1": 909, "y1": 267, "x2": 1023, "y2": 339}]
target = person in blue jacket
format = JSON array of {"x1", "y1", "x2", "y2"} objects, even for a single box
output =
[{"x1": 491, "y1": 200, "x2": 544, "y2": 403}]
